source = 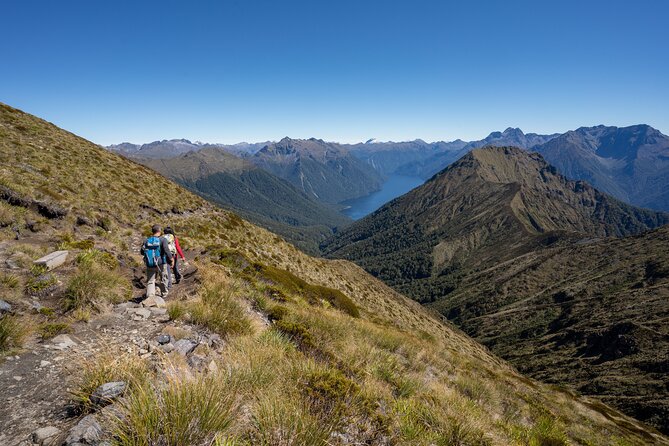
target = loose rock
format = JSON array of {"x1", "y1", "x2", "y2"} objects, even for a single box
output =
[
  {"x1": 157, "y1": 334, "x2": 171, "y2": 345},
  {"x1": 31, "y1": 426, "x2": 60, "y2": 445},
  {"x1": 0, "y1": 299, "x2": 12, "y2": 313},
  {"x1": 50, "y1": 334, "x2": 76, "y2": 350},
  {"x1": 90, "y1": 381, "x2": 127, "y2": 407},
  {"x1": 65, "y1": 414, "x2": 102, "y2": 445},
  {"x1": 141, "y1": 295, "x2": 166, "y2": 308},
  {"x1": 173, "y1": 339, "x2": 197, "y2": 356}
]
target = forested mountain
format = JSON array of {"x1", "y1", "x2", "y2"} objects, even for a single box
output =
[
  {"x1": 534, "y1": 124, "x2": 669, "y2": 211},
  {"x1": 136, "y1": 147, "x2": 351, "y2": 254},
  {"x1": 249, "y1": 137, "x2": 383, "y2": 204}
]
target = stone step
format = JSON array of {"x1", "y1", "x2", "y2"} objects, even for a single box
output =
[{"x1": 33, "y1": 250, "x2": 69, "y2": 271}]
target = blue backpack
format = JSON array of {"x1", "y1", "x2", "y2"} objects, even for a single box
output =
[{"x1": 143, "y1": 236, "x2": 162, "y2": 267}]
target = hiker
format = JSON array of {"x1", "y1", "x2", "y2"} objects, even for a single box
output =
[
  {"x1": 140, "y1": 224, "x2": 174, "y2": 299},
  {"x1": 163, "y1": 226, "x2": 187, "y2": 287}
]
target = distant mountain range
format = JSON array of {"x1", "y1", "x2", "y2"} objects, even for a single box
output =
[
  {"x1": 134, "y1": 147, "x2": 351, "y2": 254},
  {"x1": 534, "y1": 125, "x2": 669, "y2": 211},
  {"x1": 322, "y1": 146, "x2": 669, "y2": 432},
  {"x1": 249, "y1": 137, "x2": 383, "y2": 205},
  {"x1": 109, "y1": 124, "x2": 669, "y2": 218}
]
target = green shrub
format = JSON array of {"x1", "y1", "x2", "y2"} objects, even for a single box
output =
[
  {"x1": 58, "y1": 238, "x2": 95, "y2": 251},
  {"x1": 267, "y1": 305, "x2": 289, "y2": 322},
  {"x1": 274, "y1": 320, "x2": 316, "y2": 350},
  {"x1": 246, "y1": 263, "x2": 359, "y2": 317}
]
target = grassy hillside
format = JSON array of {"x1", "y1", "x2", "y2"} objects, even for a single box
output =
[
  {"x1": 1, "y1": 103, "x2": 667, "y2": 445},
  {"x1": 136, "y1": 148, "x2": 351, "y2": 254}
]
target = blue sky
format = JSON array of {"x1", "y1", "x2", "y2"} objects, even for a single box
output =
[{"x1": 1, "y1": 0, "x2": 667, "y2": 145}]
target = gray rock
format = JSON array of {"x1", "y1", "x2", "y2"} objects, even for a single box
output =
[
  {"x1": 65, "y1": 414, "x2": 102, "y2": 445},
  {"x1": 90, "y1": 381, "x2": 127, "y2": 406},
  {"x1": 31, "y1": 426, "x2": 60, "y2": 445},
  {"x1": 160, "y1": 343, "x2": 175, "y2": 353},
  {"x1": 51, "y1": 334, "x2": 76, "y2": 350},
  {"x1": 157, "y1": 334, "x2": 171, "y2": 345},
  {"x1": 149, "y1": 307, "x2": 167, "y2": 315},
  {"x1": 173, "y1": 339, "x2": 197, "y2": 356},
  {"x1": 141, "y1": 295, "x2": 166, "y2": 308},
  {"x1": 5, "y1": 258, "x2": 20, "y2": 270},
  {"x1": 33, "y1": 250, "x2": 69, "y2": 271},
  {"x1": 116, "y1": 302, "x2": 140, "y2": 310},
  {"x1": 129, "y1": 308, "x2": 151, "y2": 320},
  {"x1": 0, "y1": 299, "x2": 11, "y2": 313}
]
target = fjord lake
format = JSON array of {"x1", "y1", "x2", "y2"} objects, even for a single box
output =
[{"x1": 341, "y1": 174, "x2": 424, "y2": 220}]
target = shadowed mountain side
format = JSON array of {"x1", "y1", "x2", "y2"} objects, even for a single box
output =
[
  {"x1": 430, "y1": 226, "x2": 669, "y2": 433},
  {"x1": 137, "y1": 148, "x2": 351, "y2": 254}
]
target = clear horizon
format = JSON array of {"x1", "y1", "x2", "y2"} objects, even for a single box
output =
[{"x1": 2, "y1": 0, "x2": 668, "y2": 146}]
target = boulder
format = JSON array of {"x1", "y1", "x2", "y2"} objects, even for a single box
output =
[
  {"x1": 33, "y1": 250, "x2": 69, "y2": 271},
  {"x1": 31, "y1": 426, "x2": 60, "y2": 445},
  {"x1": 90, "y1": 381, "x2": 127, "y2": 406},
  {"x1": 65, "y1": 414, "x2": 102, "y2": 445}
]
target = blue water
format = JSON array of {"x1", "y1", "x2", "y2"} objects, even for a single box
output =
[{"x1": 342, "y1": 174, "x2": 424, "y2": 220}]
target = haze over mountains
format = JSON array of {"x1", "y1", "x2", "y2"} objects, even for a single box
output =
[{"x1": 322, "y1": 146, "x2": 669, "y2": 433}]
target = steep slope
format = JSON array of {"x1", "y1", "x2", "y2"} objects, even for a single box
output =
[
  {"x1": 397, "y1": 128, "x2": 558, "y2": 179},
  {"x1": 137, "y1": 147, "x2": 351, "y2": 254},
  {"x1": 2, "y1": 103, "x2": 667, "y2": 444},
  {"x1": 250, "y1": 137, "x2": 383, "y2": 204},
  {"x1": 534, "y1": 125, "x2": 669, "y2": 211},
  {"x1": 323, "y1": 146, "x2": 669, "y2": 302},
  {"x1": 432, "y1": 225, "x2": 669, "y2": 433}
]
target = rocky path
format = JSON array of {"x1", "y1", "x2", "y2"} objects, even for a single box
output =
[{"x1": 0, "y1": 255, "x2": 236, "y2": 446}]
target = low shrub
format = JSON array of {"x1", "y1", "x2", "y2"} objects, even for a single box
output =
[
  {"x1": 274, "y1": 320, "x2": 316, "y2": 350},
  {"x1": 267, "y1": 305, "x2": 289, "y2": 322}
]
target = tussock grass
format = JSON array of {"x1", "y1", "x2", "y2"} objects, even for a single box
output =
[
  {"x1": 38, "y1": 322, "x2": 71, "y2": 339},
  {"x1": 187, "y1": 274, "x2": 252, "y2": 337},
  {"x1": 63, "y1": 262, "x2": 130, "y2": 312},
  {"x1": 115, "y1": 370, "x2": 241, "y2": 446},
  {"x1": 0, "y1": 314, "x2": 29, "y2": 353},
  {"x1": 71, "y1": 350, "x2": 151, "y2": 410}
]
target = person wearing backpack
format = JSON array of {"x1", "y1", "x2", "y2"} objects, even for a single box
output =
[
  {"x1": 140, "y1": 224, "x2": 174, "y2": 299},
  {"x1": 163, "y1": 226, "x2": 187, "y2": 286}
]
